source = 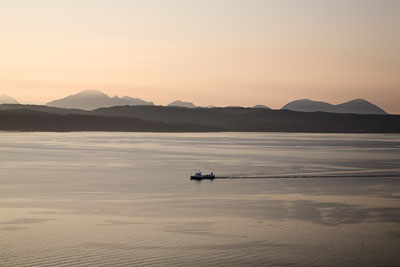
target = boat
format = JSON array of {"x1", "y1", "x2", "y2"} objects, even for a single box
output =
[{"x1": 190, "y1": 171, "x2": 215, "y2": 180}]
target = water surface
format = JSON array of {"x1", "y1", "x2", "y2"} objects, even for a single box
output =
[{"x1": 0, "y1": 132, "x2": 399, "y2": 266}]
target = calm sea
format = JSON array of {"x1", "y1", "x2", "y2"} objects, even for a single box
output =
[{"x1": 0, "y1": 132, "x2": 399, "y2": 267}]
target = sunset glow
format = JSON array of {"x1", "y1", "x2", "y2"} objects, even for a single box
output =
[{"x1": 0, "y1": 0, "x2": 399, "y2": 112}]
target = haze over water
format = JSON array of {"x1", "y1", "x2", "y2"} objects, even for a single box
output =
[{"x1": 0, "y1": 132, "x2": 399, "y2": 266}]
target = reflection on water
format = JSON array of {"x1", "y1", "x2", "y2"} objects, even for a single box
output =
[{"x1": 0, "y1": 132, "x2": 399, "y2": 266}]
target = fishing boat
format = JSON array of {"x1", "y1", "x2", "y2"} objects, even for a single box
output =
[{"x1": 190, "y1": 171, "x2": 215, "y2": 180}]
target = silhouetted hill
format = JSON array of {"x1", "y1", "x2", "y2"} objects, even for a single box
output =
[
  {"x1": 1, "y1": 104, "x2": 399, "y2": 133},
  {"x1": 253, "y1": 105, "x2": 270, "y2": 109},
  {"x1": 0, "y1": 94, "x2": 18, "y2": 104},
  {"x1": 90, "y1": 105, "x2": 400, "y2": 133},
  {"x1": 168, "y1": 100, "x2": 196, "y2": 108},
  {"x1": 46, "y1": 90, "x2": 153, "y2": 110},
  {"x1": 0, "y1": 104, "x2": 89, "y2": 114},
  {"x1": 335, "y1": 99, "x2": 387, "y2": 114},
  {"x1": 282, "y1": 99, "x2": 387, "y2": 114},
  {"x1": 92, "y1": 106, "x2": 257, "y2": 128},
  {"x1": 0, "y1": 109, "x2": 221, "y2": 132}
]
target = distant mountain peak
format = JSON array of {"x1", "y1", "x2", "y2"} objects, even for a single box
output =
[
  {"x1": 46, "y1": 90, "x2": 153, "y2": 110},
  {"x1": 252, "y1": 104, "x2": 270, "y2": 109},
  {"x1": 282, "y1": 98, "x2": 386, "y2": 114},
  {"x1": 77, "y1": 89, "x2": 107, "y2": 96},
  {"x1": 0, "y1": 93, "x2": 19, "y2": 104},
  {"x1": 343, "y1": 98, "x2": 367, "y2": 104},
  {"x1": 168, "y1": 100, "x2": 196, "y2": 108}
]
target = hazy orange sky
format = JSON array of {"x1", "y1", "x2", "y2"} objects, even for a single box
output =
[{"x1": 0, "y1": 0, "x2": 399, "y2": 113}]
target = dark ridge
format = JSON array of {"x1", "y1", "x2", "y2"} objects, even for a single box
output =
[
  {"x1": 0, "y1": 104, "x2": 89, "y2": 114},
  {"x1": 0, "y1": 109, "x2": 222, "y2": 132},
  {"x1": 0, "y1": 105, "x2": 399, "y2": 133},
  {"x1": 90, "y1": 105, "x2": 400, "y2": 133}
]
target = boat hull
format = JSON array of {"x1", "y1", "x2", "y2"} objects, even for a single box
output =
[{"x1": 190, "y1": 175, "x2": 215, "y2": 180}]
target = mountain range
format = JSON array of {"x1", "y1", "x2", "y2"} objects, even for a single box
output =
[
  {"x1": 0, "y1": 90, "x2": 390, "y2": 115},
  {"x1": 282, "y1": 99, "x2": 387, "y2": 114},
  {"x1": 45, "y1": 90, "x2": 273, "y2": 110},
  {"x1": 46, "y1": 90, "x2": 154, "y2": 110},
  {"x1": 0, "y1": 90, "x2": 395, "y2": 132},
  {"x1": 44, "y1": 90, "x2": 387, "y2": 114}
]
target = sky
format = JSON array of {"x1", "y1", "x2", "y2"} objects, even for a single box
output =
[{"x1": 0, "y1": 0, "x2": 399, "y2": 113}]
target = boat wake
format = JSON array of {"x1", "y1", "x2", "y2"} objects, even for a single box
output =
[{"x1": 216, "y1": 173, "x2": 400, "y2": 179}]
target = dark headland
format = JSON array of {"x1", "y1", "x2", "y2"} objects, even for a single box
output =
[{"x1": 0, "y1": 104, "x2": 399, "y2": 133}]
